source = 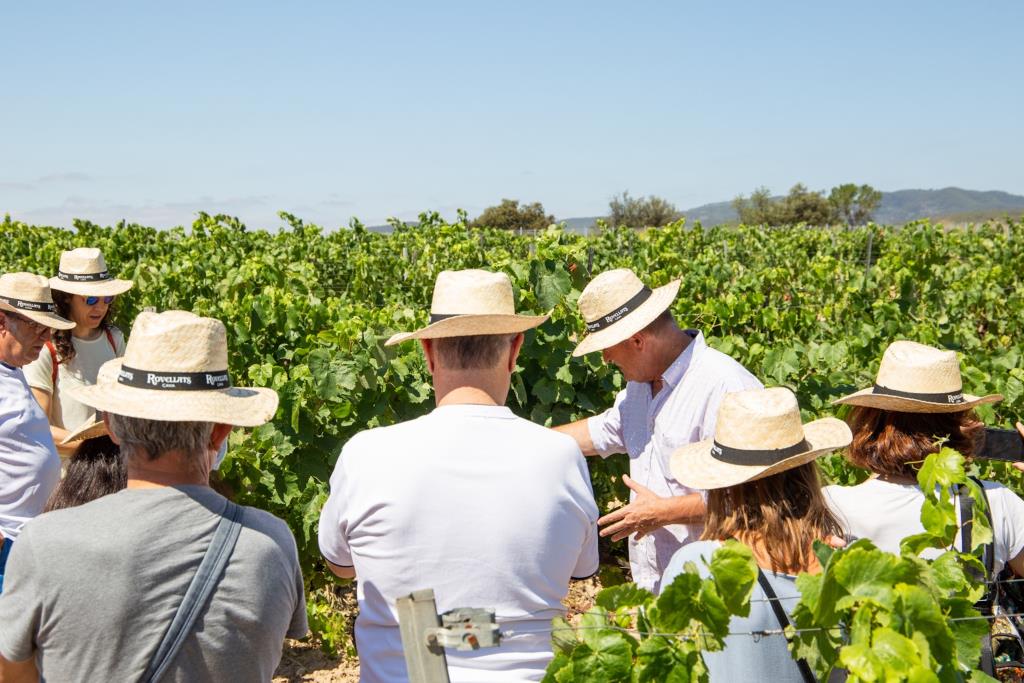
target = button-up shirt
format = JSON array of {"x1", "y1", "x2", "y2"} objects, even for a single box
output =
[{"x1": 587, "y1": 330, "x2": 762, "y2": 593}]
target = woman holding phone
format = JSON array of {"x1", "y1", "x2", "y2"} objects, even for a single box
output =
[{"x1": 24, "y1": 248, "x2": 132, "y2": 452}]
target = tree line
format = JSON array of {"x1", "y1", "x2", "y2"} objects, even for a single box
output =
[{"x1": 469, "y1": 183, "x2": 882, "y2": 231}]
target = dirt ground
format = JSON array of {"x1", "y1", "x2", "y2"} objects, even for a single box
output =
[{"x1": 272, "y1": 577, "x2": 601, "y2": 682}]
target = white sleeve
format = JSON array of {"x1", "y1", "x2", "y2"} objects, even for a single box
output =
[
  {"x1": 318, "y1": 450, "x2": 354, "y2": 567},
  {"x1": 23, "y1": 348, "x2": 54, "y2": 394},
  {"x1": 992, "y1": 484, "x2": 1024, "y2": 572},
  {"x1": 569, "y1": 451, "x2": 600, "y2": 579},
  {"x1": 587, "y1": 389, "x2": 627, "y2": 458}
]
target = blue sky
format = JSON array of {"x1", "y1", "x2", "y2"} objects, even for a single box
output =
[{"x1": 2, "y1": 1, "x2": 1022, "y2": 229}]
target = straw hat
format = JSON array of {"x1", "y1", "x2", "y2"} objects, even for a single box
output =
[
  {"x1": 572, "y1": 268, "x2": 681, "y2": 357},
  {"x1": 60, "y1": 416, "x2": 108, "y2": 445},
  {"x1": 833, "y1": 340, "x2": 1002, "y2": 413},
  {"x1": 49, "y1": 247, "x2": 134, "y2": 297},
  {"x1": 70, "y1": 310, "x2": 278, "y2": 426},
  {"x1": 670, "y1": 388, "x2": 852, "y2": 490},
  {"x1": 385, "y1": 269, "x2": 548, "y2": 346},
  {"x1": 0, "y1": 272, "x2": 75, "y2": 330}
]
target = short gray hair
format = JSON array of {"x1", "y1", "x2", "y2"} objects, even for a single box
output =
[
  {"x1": 106, "y1": 413, "x2": 214, "y2": 470},
  {"x1": 432, "y1": 334, "x2": 516, "y2": 370}
]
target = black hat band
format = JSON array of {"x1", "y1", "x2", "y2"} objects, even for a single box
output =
[
  {"x1": 585, "y1": 287, "x2": 653, "y2": 333},
  {"x1": 710, "y1": 438, "x2": 810, "y2": 466},
  {"x1": 872, "y1": 383, "x2": 965, "y2": 405},
  {"x1": 58, "y1": 270, "x2": 111, "y2": 282},
  {"x1": 118, "y1": 366, "x2": 232, "y2": 391},
  {"x1": 1, "y1": 296, "x2": 56, "y2": 313}
]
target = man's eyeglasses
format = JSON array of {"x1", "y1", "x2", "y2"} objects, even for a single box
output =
[
  {"x1": 2, "y1": 311, "x2": 51, "y2": 336},
  {"x1": 83, "y1": 295, "x2": 115, "y2": 306}
]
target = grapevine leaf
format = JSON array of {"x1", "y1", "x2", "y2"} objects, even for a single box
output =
[
  {"x1": 594, "y1": 583, "x2": 654, "y2": 612},
  {"x1": 708, "y1": 540, "x2": 757, "y2": 617},
  {"x1": 838, "y1": 642, "x2": 883, "y2": 680}
]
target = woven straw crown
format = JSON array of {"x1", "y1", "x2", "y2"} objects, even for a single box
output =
[
  {"x1": 572, "y1": 268, "x2": 680, "y2": 357},
  {"x1": 385, "y1": 269, "x2": 548, "y2": 346},
  {"x1": 834, "y1": 340, "x2": 1002, "y2": 413},
  {"x1": 50, "y1": 247, "x2": 133, "y2": 296},
  {"x1": 0, "y1": 272, "x2": 75, "y2": 329},
  {"x1": 670, "y1": 387, "x2": 852, "y2": 490}
]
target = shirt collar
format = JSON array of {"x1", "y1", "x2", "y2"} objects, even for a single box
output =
[{"x1": 660, "y1": 329, "x2": 705, "y2": 388}]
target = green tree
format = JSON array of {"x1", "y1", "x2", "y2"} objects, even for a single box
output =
[
  {"x1": 734, "y1": 184, "x2": 835, "y2": 226},
  {"x1": 470, "y1": 199, "x2": 554, "y2": 231},
  {"x1": 607, "y1": 191, "x2": 679, "y2": 229},
  {"x1": 828, "y1": 183, "x2": 882, "y2": 226},
  {"x1": 733, "y1": 186, "x2": 781, "y2": 225}
]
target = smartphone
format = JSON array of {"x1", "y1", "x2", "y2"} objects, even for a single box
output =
[{"x1": 976, "y1": 427, "x2": 1024, "y2": 462}]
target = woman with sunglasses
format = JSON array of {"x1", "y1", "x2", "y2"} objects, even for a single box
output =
[{"x1": 24, "y1": 248, "x2": 133, "y2": 452}]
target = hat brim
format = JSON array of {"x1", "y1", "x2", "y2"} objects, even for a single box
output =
[
  {"x1": 572, "y1": 280, "x2": 681, "y2": 357},
  {"x1": 832, "y1": 387, "x2": 1003, "y2": 413},
  {"x1": 49, "y1": 277, "x2": 134, "y2": 297},
  {"x1": 669, "y1": 417, "x2": 852, "y2": 490},
  {"x1": 384, "y1": 313, "x2": 550, "y2": 346},
  {"x1": 60, "y1": 417, "x2": 108, "y2": 445},
  {"x1": 69, "y1": 359, "x2": 279, "y2": 427},
  {"x1": 0, "y1": 301, "x2": 75, "y2": 330}
]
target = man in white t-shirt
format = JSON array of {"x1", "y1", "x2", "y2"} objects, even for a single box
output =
[
  {"x1": 0, "y1": 273, "x2": 74, "y2": 598},
  {"x1": 318, "y1": 270, "x2": 599, "y2": 683},
  {"x1": 554, "y1": 268, "x2": 761, "y2": 593}
]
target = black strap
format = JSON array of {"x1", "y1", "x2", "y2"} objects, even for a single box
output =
[
  {"x1": 872, "y1": 383, "x2": 966, "y2": 405},
  {"x1": 757, "y1": 569, "x2": 818, "y2": 683},
  {"x1": 957, "y1": 478, "x2": 995, "y2": 675},
  {"x1": 141, "y1": 499, "x2": 243, "y2": 683},
  {"x1": 584, "y1": 287, "x2": 653, "y2": 332},
  {"x1": 711, "y1": 439, "x2": 810, "y2": 466}
]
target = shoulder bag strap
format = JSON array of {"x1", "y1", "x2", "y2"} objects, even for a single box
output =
[
  {"x1": 46, "y1": 341, "x2": 58, "y2": 386},
  {"x1": 757, "y1": 569, "x2": 819, "y2": 683},
  {"x1": 958, "y1": 479, "x2": 995, "y2": 675},
  {"x1": 141, "y1": 499, "x2": 244, "y2": 683},
  {"x1": 105, "y1": 327, "x2": 117, "y2": 354}
]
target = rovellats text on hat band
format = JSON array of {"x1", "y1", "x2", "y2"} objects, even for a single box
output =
[
  {"x1": 872, "y1": 384, "x2": 965, "y2": 405},
  {"x1": 585, "y1": 287, "x2": 653, "y2": 333},
  {"x1": 57, "y1": 270, "x2": 111, "y2": 282},
  {"x1": 117, "y1": 366, "x2": 232, "y2": 391},
  {"x1": 0, "y1": 297, "x2": 57, "y2": 313}
]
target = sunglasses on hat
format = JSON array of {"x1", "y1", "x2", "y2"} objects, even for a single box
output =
[{"x1": 83, "y1": 295, "x2": 115, "y2": 306}]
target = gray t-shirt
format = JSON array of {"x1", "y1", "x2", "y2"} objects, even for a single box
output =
[{"x1": 0, "y1": 485, "x2": 308, "y2": 682}]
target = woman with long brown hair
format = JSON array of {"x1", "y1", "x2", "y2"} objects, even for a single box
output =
[
  {"x1": 826, "y1": 340, "x2": 1024, "y2": 576},
  {"x1": 23, "y1": 248, "x2": 132, "y2": 452},
  {"x1": 662, "y1": 387, "x2": 852, "y2": 681}
]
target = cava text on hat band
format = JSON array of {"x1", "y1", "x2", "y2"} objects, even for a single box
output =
[
  {"x1": 0, "y1": 296, "x2": 57, "y2": 313},
  {"x1": 57, "y1": 270, "x2": 111, "y2": 282},
  {"x1": 710, "y1": 438, "x2": 810, "y2": 466},
  {"x1": 117, "y1": 366, "x2": 232, "y2": 391},
  {"x1": 872, "y1": 383, "x2": 966, "y2": 405},
  {"x1": 585, "y1": 287, "x2": 653, "y2": 333}
]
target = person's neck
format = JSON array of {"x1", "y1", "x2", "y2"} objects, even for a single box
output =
[
  {"x1": 125, "y1": 450, "x2": 210, "y2": 488},
  {"x1": 73, "y1": 324, "x2": 103, "y2": 341},
  {"x1": 647, "y1": 327, "x2": 692, "y2": 393},
  {"x1": 435, "y1": 385, "x2": 504, "y2": 407}
]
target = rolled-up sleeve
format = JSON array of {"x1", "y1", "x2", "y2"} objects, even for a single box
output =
[
  {"x1": 317, "y1": 453, "x2": 354, "y2": 568},
  {"x1": 587, "y1": 390, "x2": 627, "y2": 458}
]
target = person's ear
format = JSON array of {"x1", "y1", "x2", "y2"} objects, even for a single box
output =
[
  {"x1": 507, "y1": 333, "x2": 525, "y2": 372},
  {"x1": 420, "y1": 339, "x2": 437, "y2": 375},
  {"x1": 629, "y1": 332, "x2": 645, "y2": 350},
  {"x1": 101, "y1": 413, "x2": 120, "y2": 445},
  {"x1": 209, "y1": 423, "x2": 233, "y2": 452}
]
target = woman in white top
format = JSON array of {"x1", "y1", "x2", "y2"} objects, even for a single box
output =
[
  {"x1": 825, "y1": 340, "x2": 1024, "y2": 576},
  {"x1": 24, "y1": 248, "x2": 132, "y2": 453},
  {"x1": 662, "y1": 387, "x2": 852, "y2": 682}
]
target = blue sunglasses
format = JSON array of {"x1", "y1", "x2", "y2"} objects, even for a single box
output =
[{"x1": 84, "y1": 295, "x2": 115, "y2": 306}]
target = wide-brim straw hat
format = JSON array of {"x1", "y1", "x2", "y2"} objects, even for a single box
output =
[
  {"x1": 833, "y1": 340, "x2": 1002, "y2": 413},
  {"x1": 0, "y1": 272, "x2": 75, "y2": 330},
  {"x1": 572, "y1": 268, "x2": 681, "y2": 357},
  {"x1": 49, "y1": 247, "x2": 134, "y2": 297},
  {"x1": 670, "y1": 387, "x2": 852, "y2": 490},
  {"x1": 60, "y1": 416, "x2": 108, "y2": 445},
  {"x1": 385, "y1": 269, "x2": 549, "y2": 346},
  {"x1": 70, "y1": 310, "x2": 278, "y2": 427}
]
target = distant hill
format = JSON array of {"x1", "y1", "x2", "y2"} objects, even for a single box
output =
[{"x1": 677, "y1": 187, "x2": 1024, "y2": 227}]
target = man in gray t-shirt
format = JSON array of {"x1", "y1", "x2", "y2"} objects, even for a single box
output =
[{"x1": 0, "y1": 310, "x2": 307, "y2": 682}]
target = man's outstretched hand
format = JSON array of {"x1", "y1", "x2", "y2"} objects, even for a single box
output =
[{"x1": 598, "y1": 475, "x2": 672, "y2": 542}]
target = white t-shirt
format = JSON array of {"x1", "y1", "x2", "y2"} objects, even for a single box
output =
[
  {"x1": 0, "y1": 363, "x2": 61, "y2": 541},
  {"x1": 23, "y1": 327, "x2": 125, "y2": 431},
  {"x1": 826, "y1": 478, "x2": 1024, "y2": 574},
  {"x1": 318, "y1": 404, "x2": 599, "y2": 683},
  {"x1": 587, "y1": 331, "x2": 762, "y2": 592}
]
